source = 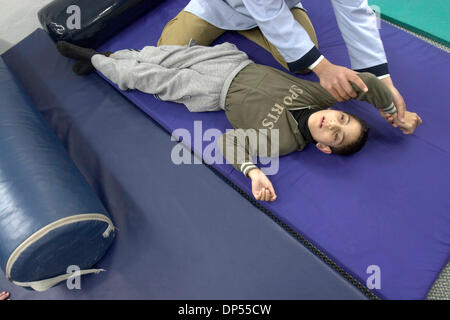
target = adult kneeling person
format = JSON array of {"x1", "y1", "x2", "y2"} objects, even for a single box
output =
[{"x1": 158, "y1": 0, "x2": 408, "y2": 128}]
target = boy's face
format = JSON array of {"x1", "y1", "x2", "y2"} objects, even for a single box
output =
[{"x1": 308, "y1": 109, "x2": 362, "y2": 154}]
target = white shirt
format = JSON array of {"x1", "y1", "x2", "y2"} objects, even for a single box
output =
[{"x1": 184, "y1": 0, "x2": 389, "y2": 77}]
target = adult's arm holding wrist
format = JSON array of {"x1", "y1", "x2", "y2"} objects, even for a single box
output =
[
  {"x1": 331, "y1": 0, "x2": 388, "y2": 74},
  {"x1": 380, "y1": 76, "x2": 407, "y2": 122}
]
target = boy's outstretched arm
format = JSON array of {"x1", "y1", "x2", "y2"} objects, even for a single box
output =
[
  {"x1": 301, "y1": 72, "x2": 422, "y2": 134},
  {"x1": 287, "y1": 71, "x2": 395, "y2": 115},
  {"x1": 218, "y1": 130, "x2": 277, "y2": 202},
  {"x1": 350, "y1": 73, "x2": 422, "y2": 134},
  {"x1": 350, "y1": 72, "x2": 397, "y2": 115}
]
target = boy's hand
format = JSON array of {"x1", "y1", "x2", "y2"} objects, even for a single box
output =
[
  {"x1": 394, "y1": 111, "x2": 422, "y2": 134},
  {"x1": 378, "y1": 109, "x2": 400, "y2": 127},
  {"x1": 248, "y1": 168, "x2": 277, "y2": 202}
]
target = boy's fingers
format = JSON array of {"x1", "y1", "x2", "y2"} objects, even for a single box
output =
[
  {"x1": 379, "y1": 110, "x2": 388, "y2": 118},
  {"x1": 390, "y1": 113, "x2": 400, "y2": 127},
  {"x1": 270, "y1": 191, "x2": 277, "y2": 201},
  {"x1": 262, "y1": 188, "x2": 268, "y2": 201},
  {"x1": 260, "y1": 190, "x2": 266, "y2": 201},
  {"x1": 378, "y1": 110, "x2": 395, "y2": 124},
  {"x1": 263, "y1": 189, "x2": 269, "y2": 201},
  {"x1": 267, "y1": 184, "x2": 277, "y2": 200}
]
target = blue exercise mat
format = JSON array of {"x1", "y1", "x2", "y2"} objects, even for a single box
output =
[{"x1": 95, "y1": 0, "x2": 450, "y2": 299}]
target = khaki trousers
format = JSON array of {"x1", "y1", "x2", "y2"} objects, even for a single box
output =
[{"x1": 157, "y1": 8, "x2": 318, "y2": 72}]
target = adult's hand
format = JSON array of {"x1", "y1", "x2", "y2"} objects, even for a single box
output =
[
  {"x1": 248, "y1": 168, "x2": 277, "y2": 202},
  {"x1": 312, "y1": 57, "x2": 368, "y2": 102},
  {"x1": 394, "y1": 111, "x2": 422, "y2": 134}
]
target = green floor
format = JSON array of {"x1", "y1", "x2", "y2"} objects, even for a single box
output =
[{"x1": 369, "y1": 0, "x2": 450, "y2": 46}]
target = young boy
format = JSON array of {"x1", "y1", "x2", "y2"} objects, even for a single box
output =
[{"x1": 56, "y1": 40, "x2": 421, "y2": 202}]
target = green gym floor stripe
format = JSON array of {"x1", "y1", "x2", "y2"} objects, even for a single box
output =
[
  {"x1": 381, "y1": 18, "x2": 449, "y2": 53},
  {"x1": 369, "y1": 0, "x2": 450, "y2": 47}
]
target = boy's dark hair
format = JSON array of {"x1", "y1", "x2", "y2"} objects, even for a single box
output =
[{"x1": 330, "y1": 113, "x2": 369, "y2": 156}]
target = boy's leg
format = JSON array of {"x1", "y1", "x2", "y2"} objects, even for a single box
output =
[
  {"x1": 157, "y1": 10, "x2": 225, "y2": 46},
  {"x1": 92, "y1": 53, "x2": 217, "y2": 111},
  {"x1": 237, "y1": 8, "x2": 318, "y2": 73},
  {"x1": 91, "y1": 44, "x2": 251, "y2": 112}
]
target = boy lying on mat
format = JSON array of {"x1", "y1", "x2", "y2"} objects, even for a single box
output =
[{"x1": 56, "y1": 40, "x2": 422, "y2": 202}]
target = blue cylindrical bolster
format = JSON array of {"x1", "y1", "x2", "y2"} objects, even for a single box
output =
[
  {"x1": 0, "y1": 59, "x2": 115, "y2": 291},
  {"x1": 38, "y1": 0, "x2": 165, "y2": 47}
]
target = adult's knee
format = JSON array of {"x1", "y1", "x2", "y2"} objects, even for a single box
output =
[
  {"x1": 157, "y1": 11, "x2": 190, "y2": 46},
  {"x1": 158, "y1": 11, "x2": 224, "y2": 46}
]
